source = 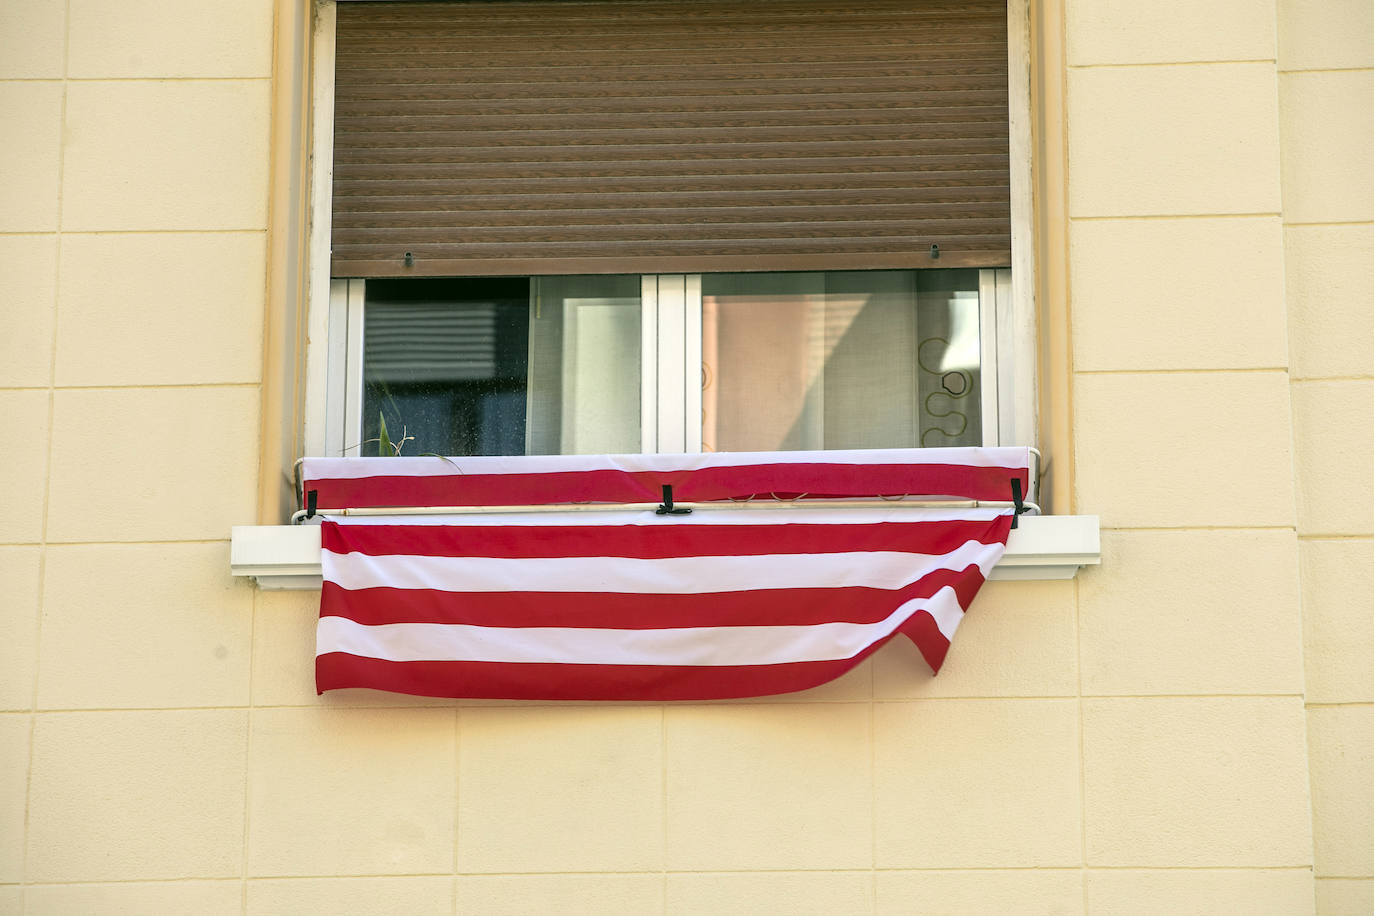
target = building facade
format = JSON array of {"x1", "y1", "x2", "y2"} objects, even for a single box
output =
[{"x1": 1, "y1": 0, "x2": 1371, "y2": 912}]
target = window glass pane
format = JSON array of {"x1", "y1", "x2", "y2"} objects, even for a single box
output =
[
  {"x1": 361, "y1": 276, "x2": 640, "y2": 456},
  {"x1": 525, "y1": 275, "x2": 641, "y2": 455},
  {"x1": 701, "y1": 269, "x2": 981, "y2": 452},
  {"x1": 913, "y1": 270, "x2": 983, "y2": 448}
]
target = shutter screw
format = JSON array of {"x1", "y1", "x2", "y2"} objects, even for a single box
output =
[
  {"x1": 404, "y1": 251, "x2": 414, "y2": 267},
  {"x1": 929, "y1": 244, "x2": 940, "y2": 260}
]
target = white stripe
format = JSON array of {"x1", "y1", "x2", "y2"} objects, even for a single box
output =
[
  {"x1": 317, "y1": 585, "x2": 967, "y2": 666},
  {"x1": 322, "y1": 540, "x2": 1006, "y2": 594},
  {"x1": 304, "y1": 446, "x2": 1029, "y2": 481},
  {"x1": 324, "y1": 506, "x2": 1009, "y2": 528}
]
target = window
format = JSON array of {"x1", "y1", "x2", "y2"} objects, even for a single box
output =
[
  {"x1": 323, "y1": 267, "x2": 1013, "y2": 457},
  {"x1": 233, "y1": 4, "x2": 1106, "y2": 590},
  {"x1": 303, "y1": 0, "x2": 1036, "y2": 459}
]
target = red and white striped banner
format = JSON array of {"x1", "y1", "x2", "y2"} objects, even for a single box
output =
[{"x1": 303, "y1": 448, "x2": 1028, "y2": 700}]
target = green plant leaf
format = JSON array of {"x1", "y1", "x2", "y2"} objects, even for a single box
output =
[
  {"x1": 420, "y1": 452, "x2": 461, "y2": 469},
  {"x1": 377, "y1": 412, "x2": 393, "y2": 457}
]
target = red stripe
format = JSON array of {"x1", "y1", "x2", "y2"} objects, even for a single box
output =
[
  {"x1": 900, "y1": 610, "x2": 953, "y2": 671},
  {"x1": 316, "y1": 654, "x2": 857, "y2": 700},
  {"x1": 321, "y1": 515, "x2": 1012, "y2": 560},
  {"x1": 306, "y1": 463, "x2": 1027, "y2": 509},
  {"x1": 316, "y1": 617, "x2": 954, "y2": 699},
  {"x1": 320, "y1": 565, "x2": 986, "y2": 629}
]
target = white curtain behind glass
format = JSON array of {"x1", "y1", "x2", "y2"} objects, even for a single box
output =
[
  {"x1": 525, "y1": 276, "x2": 641, "y2": 455},
  {"x1": 702, "y1": 271, "x2": 981, "y2": 452}
]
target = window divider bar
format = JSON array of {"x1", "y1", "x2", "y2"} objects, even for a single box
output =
[
  {"x1": 341, "y1": 278, "x2": 366, "y2": 458},
  {"x1": 993, "y1": 268, "x2": 1019, "y2": 447},
  {"x1": 978, "y1": 268, "x2": 1002, "y2": 447},
  {"x1": 655, "y1": 274, "x2": 688, "y2": 453},
  {"x1": 684, "y1": 274, "x2": 703, "y2": 453},
  {"x1": 322, "y1": 278, "x2": 350, "y2": 458},
  {"x1": 640, "y1": 275, "x2": 659, "y2": 453}
]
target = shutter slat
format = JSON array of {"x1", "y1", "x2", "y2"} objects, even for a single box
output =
[
  {"x1": 334, "y1": 142, "x2": 1009, "y2": 165},
  {"x1": 334, "y1": 74, "x2": 1009, "y2": 98},
  {"x1": 349, "y1": 9, "x2": 1003, "y2": 29},
  {"x1": 340, "y1": 233, "x2": 1011, "y2": 258},
  {"x1": 335, "y1": 220, "x2": 1011, "y2": 245},
  {"x1": 336, "y1": 86, "x2": 1007, "y2": 107},
  {"x1": 336, "y1": 157, "x2": 1008, "y2": 179},
  {"x1": 337, "y1": 62, "x2": 1008, "y2": 85},
  {"x1": 335, "y1": 172, "x2": 1010, "y2": 197},
  {"x1": 333, "y1": 195, "x2": 1011, "y2": 219},
  {"x1": 337, "y1": 250, "x2": 1009, "y2": 277},
  {"x1": 334, "y1": 125, "x2": 1009, "y2": 151},
  {"x1": 335, "y1": 104, "x2": 1009, "y2": 127},
  {"x1": 337, "y1": 43, "x2": 1009, "y2": 69},
  {"x1": 342, "y1": 0, "x2": 999, "y2": 18},
  {"x1": 331, "y1": 0, "x2": 1010, "y2": 277}
]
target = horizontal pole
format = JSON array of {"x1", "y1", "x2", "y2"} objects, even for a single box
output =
[{"x1": 291, "y1": 498, "x2": 1040, "y2": 524}]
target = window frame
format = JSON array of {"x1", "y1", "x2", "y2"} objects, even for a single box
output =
[
  {"x1": 322, "y1": 269, "x2": 1012, "y2": 458},
  {"x1": 301, "y1": 0, "x2": 1037, "y2": 460},
  {"x1": 233, "y1": 1, "x2": 1105, "y2": 588}
]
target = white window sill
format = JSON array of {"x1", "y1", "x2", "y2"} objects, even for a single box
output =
[{"x1": 230, "y1": 514, "x2": 1100, "y2": 589}]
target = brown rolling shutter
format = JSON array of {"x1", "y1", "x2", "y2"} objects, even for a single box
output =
[{"x1": 331, "y1": 0, "x2": 1010, "y2": 278}]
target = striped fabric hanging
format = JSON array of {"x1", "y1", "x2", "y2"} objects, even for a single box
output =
[{"x1": 302, "y1": 448, "x2": 1028, "y2": 700}]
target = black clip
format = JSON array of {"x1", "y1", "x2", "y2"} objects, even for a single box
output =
[
  {"x1": 1009, "y1": 478, "x2": 1025, "y2": 529},
  {"x1": 930, "y1": 243, "x2": 940, "y2": 260},
  {"x1": 305, "y1": 489, "x2": 318, "y2": 520},
  {"x1": 656, "y1": 484, "x2": 692, "y2": 516},
  {"x1": 403, "y1": 251, "x2": 414, "y2": 268}
]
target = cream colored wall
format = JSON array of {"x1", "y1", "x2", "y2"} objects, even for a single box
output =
[
  {"x1": 1279, "y1": 2, "x2": 1374, "y2": 913},
  {"x1": 1, "y1": 0, "x2": 1369, "y2": 914},
  {"x1": 1, "y1": 0, "x2": 272, "y2": 913},
  {"x1": 1063, "y1": 2, "x2": 1316, "y2": 912}
]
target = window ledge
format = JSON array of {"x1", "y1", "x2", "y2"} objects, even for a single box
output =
[
  {"x1": 230, "y1": 514, "x2": 1100, "y2": 589},
  {"x1": 992, "y1": 514, "x2": 1101, "y2": 580}
]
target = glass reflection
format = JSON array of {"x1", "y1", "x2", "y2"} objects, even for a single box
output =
[
  {"x1": 361, "y1": 276, "x2": 640, "y2": 457},
  {"x1": 701, "y1": 270, "x2": 982, "y2": 451}
]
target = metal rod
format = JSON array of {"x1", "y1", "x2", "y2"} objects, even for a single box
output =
[
  {"x1": 291, "y1": 498, "x2": 1041, "y2": 524},
  {"x1": 295, "y1": 449, "x2": 1045, "y2": 511}
]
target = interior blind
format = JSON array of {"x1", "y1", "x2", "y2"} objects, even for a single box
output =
[{"x1": 331, "y1": 0, "x2": 1011, "y2": 278}]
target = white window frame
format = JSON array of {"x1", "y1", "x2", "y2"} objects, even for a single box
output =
[
  {"x1": 302, "y1": 0, "x2": 1037, "y2": 460},
  {"x1": 320, "y1": 270, "x2": 1011, "y2": 457}
]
